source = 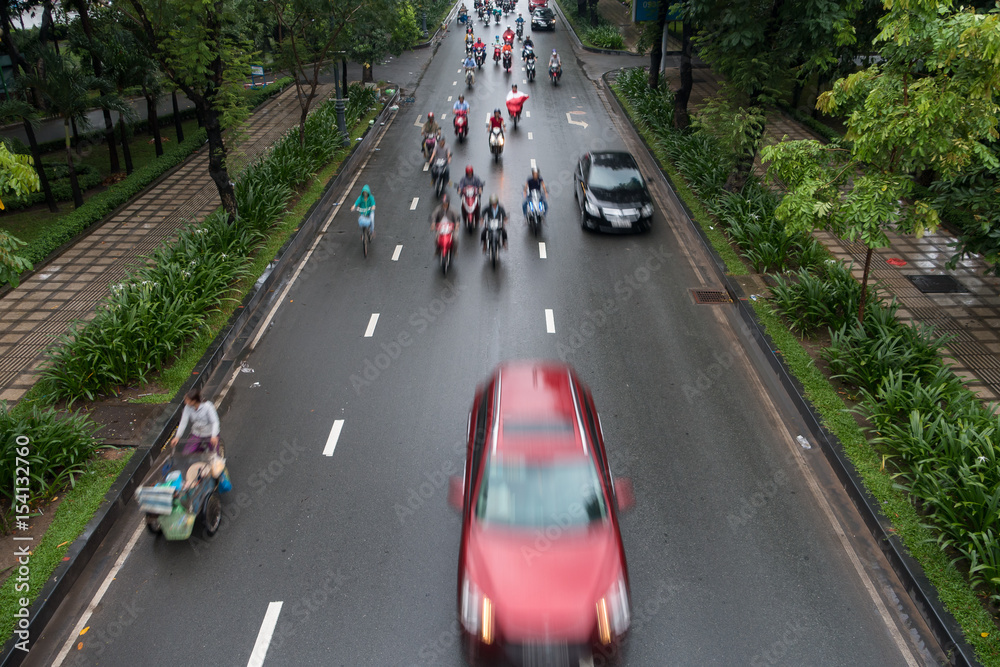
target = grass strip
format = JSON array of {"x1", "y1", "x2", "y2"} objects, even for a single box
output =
[
  {"x1": 0, "y1": 453, "x2": 133, "y2": 648},
  {"x1": 610, "y1": 76, "x2": 1000, "y2": 665},
  {"x1": 133, "y1": 107, "x2": 382, "y2": 404}
]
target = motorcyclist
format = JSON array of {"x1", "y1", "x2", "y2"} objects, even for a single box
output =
[
  {"x1": 502, "y1": 25, "x2": 515, "y2": 44},
  {"x1": 421, "y1": 112, "x2": 440, "y2": 161},
  {"x1": 487, "y1": 107, "x2": 506, "y2": 134},
  {"x1": 522, "y1": 35, "x2": 534, "y2": 57},
  {"x1": 501, "y1": 39, "x2": 514, "y2": 67},
  {"x1": 515, "y1": 13, "x2": 525, "y2": 34},
  {"x1": 429, "y1": 134, "x2": 452, "y2": 187},
  {"x1": 431, "y1": 193, "x2": 460, "y2": 254},
  {"x1": 457, "y1": 165, "x2": 485, "y2": 225},
  {"x1": 493, "y1": 35, "x2": 502, "y2": 63},
  {"x1": 453, "y1": 94, "x2": 470, "y2": 116},
  {"x1": 506, "y1": 84, "x2": 527, "y2": 120},
  {"x1": 549, "y1": 49, "x2": 562, "y2": 72},
  {"x1": 481, "y1": 193, "x2": 509, "y2": 251},
  {"x1": 463, "y1": 53, "x2": 477, "y2": 82},
  {"x1": 522, "y1": 167, "x2": 548, "y2": 220},
  {"x1": 473, "y1": 34, "x2": 486, "y2": 56}
]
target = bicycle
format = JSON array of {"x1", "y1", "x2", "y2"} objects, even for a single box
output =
[{"x1": 353, "y1": 207, "x2": 375, "y2": 257}]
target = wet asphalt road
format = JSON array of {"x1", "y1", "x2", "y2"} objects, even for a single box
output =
[{"x1": 23, "y1": 5, "x2": 942, "y2": 667}]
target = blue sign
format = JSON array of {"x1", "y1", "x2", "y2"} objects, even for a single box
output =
[{"x1": 631, "y1": 0, "x2": 682, "y2": 23}]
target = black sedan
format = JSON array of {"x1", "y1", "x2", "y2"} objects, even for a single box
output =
[
  {"x1": 531, "y1": 7, "x2": 556, "y2": 30},
  {"x1": 574, "y1": 151, "x2": 655, "y2": 232}
]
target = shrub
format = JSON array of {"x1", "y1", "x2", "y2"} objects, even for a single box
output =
[
  {"x1": 0, "y1": 402, "x2": 100, "y2": 508},
  {"x1": 2, "y1": 163, "x2": 104, "y2": 212},
  {"x1": 585, "y1": 24, "x2": 625, "y2": 50}
]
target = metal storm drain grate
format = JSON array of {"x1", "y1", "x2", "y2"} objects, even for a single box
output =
[
  {"x1": 691, "y1": 289, "x2": 732, "y2": 304},
  {"x1": 907, "y1": 274, "x2": 969, "y2": 294}
]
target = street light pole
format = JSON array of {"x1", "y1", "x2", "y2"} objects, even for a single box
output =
[{"x1": 422, "y1": 11, "x2": 428, "y2": 38}]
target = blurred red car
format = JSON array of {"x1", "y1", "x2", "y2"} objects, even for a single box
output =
[
  {"x1": 449, "y1": 361, "x2": 634, "y2": 665},
  {"x1": 528, "y1": 0, "x2": 547, "y2": 12}
]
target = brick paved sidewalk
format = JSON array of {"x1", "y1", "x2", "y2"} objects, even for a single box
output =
[
  {"x1": 0, "y1": 83, "x2": 335, "y2": 403},
  {"x1": 661, "y1": 66, "x2": 1000, "y2": 404}
]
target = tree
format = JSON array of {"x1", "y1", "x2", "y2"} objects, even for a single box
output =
[
  {"x1": 64, "y1": 0, "x2": 122, "y2": 174},
  {"x1": 678, "y1": 0, "x2": 857, "y2": 191},
  {"x1": 268, "y1": 0, "x2": 364, "y2": 145},
  {"x1": 123, "y1": 0, "x2": 252, "y2": 222},
  {"x1": 18, "y1": 49, "x2": 129, "y2": 208},
  {"x1": 674, "y1": 20, "x2": 693, "y2": 128},
  {"x1": 762, "y1": 0, "x2": 1000, "y2": 323},
  {"x1": 345, "y1": 1, "x2": 420, "y2": 84},
  {"x1": 0, "y1": 143, "x2": 40, "y2": 286},
  {"x1": 0, "y1": 0, "x2": 57, "y2": 211},
  {"x1": 646, "y1": 0, "x2": 668, "y2": 88}
]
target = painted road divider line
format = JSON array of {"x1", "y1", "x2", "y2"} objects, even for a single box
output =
[
  {"x1": 392, "y1": 245, "x2": 403, "y2": 261},
  {"x1": 323, "y1": 420, "x2": 345, "y2": 457},
  {"x1": 530, "y1": 158, "x2": 536, "y2": 169},
  {"x1": 247, "y1": 602, "x2": 283, "y2": 667},
  {"x1": 528, "y1": 132, "x2": 533, "y2": 140},
  {"x1": 539, "y1": 242, "x2": 546, "y2": 259},
  {"x1": 364, "y1": 313, "x2": 380, "y2": 337},
  {"x1": 545, "y1": 309, "x2": 555, "y2": 334},
  {"x1": 410, "y1": 197, "x2": 419, "y2": 210}
]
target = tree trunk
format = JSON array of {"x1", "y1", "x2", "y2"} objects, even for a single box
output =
[
  {"x1": 673, "y1": 21, "x2": 692, "y2": 129},
  {"x1": 202, "y1": 105, "x2": 237, "y2": 221},
  {"x1": 146, "y1": 93, "x2": 163, "y2": 157},
  {"x1": 71, "y1": 117, "x2": 81, "y2": 154},
  {"x1": 119, "y1": 112, "x2": 133, "y2": 174},
  {"x1": 64, "y1": 120, "x2": 83, "y2": 208},
  {"x1": 25, "y1": 120, "x2": 57, "y2": 211},
  {"x1": 362, "y1": 63, "x2": 373, "y2": 83},
  {"x1": 73, "y1": 0, "x2": 121, "y2": 173},
  {"x1": 102, "y1": 109, "x2": 120, "y2": 173},
  {"x1": 589, "y1": 0, "x2": 599, "y2": 27},
  {"x1": 577, "y1": 0, "x2": 586, "y2": 16},
  {"x1": 172, "y1": 90, "x2": 184, "y2": 142},
  {"x1": 857, "y1": 245, "x2": 873, "y2": 325},
  {"x1": 648, "y1": 0, "x2": 668, "y2": 88}
]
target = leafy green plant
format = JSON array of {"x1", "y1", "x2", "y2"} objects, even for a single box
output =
[
  {"x1": 0, "y1": 402, "x2": 100, "y2": 507},
  {"x1": 585, "y1": 24, "x2": 625, "y2": 50}
]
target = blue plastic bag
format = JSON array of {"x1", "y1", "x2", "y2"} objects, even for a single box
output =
[{"x1": 218, "y1": 469, "x2": 232, "y2": 493}]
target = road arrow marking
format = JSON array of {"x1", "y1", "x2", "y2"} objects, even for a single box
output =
[
  {"x1": 566, "y1": 111, "x2": 588, "y2": 128},
  {"x1": 414, "y1": 115, "x2": 423, "y2": 127}
]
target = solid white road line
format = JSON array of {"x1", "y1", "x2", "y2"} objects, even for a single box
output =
[
  {"x1": 528, "y1": 132, "x2": 533, "y2": 140},
  {"x1": 539, "y1": 242, "x2": 546, "y2": 259},
  {"x1": 51, "y1": 521, "x2": 146, "y2": 666},
  {"x1": 250, "y1": 107, "x2": 397, "y2": 350},
  {"x1": 364, "y1": 313, "x2": 380, "y2": 337},
  {"x1": 410, "y1": 197, "x2": 419, "y2": 210},
  {"x1": 545, "y1": 309, "x2": 555, "y2": 334},
  {"x1": 323, "y1": 420, "x2": 345, "y2": 457},
  {"x1": 247, "y1": 602, "x2": 284, "y2": 667},
  {"x1": 530, "y1": 158, "x2": 536, "y2": 169},
  {"x1": 392, "y1": 245, "x2": 403, "y2": 261}
]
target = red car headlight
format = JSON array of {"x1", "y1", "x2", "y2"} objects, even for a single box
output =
[
  {"x1": 461, "y1": 577, "x2": 495, "y2": 645},
  {"x1": 596, "y1": 574, "x2": 630, "y2": 644}
]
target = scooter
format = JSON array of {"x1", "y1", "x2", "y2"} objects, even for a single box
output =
[
  {"x1": 461, "y1": 186, "x2": 480, "y2": 233},
  {"x1": 489, "y1": 127, "x2": 504, "y2": 162},
  {"x1": 431, "y1": 158, "x2": 449, "y2": 198},
  {"x1": 475, "y1": 46, "x2": 486, "y2": 68},
  {"x1": 516, "y1": 23, "x2": 523, "y2": 40},
  {"x1": 526, "y1": 190, "x2": 544, "y2": 237},
  {"x1": 494, "y1": 8, "x2": 501, "y2": 23},
  {"x1": 454, "y1": 111, "x2": 468, "y2": 142},
  {"x1": 502, "y1": 50, "x2": 512, "y2": 72},
  {"x1": 484, "y1": 215, "x2": 503, "y2": 269},
  {"x1": 550, "y1": 65, "x2": 561, "y2": 85},
  {"x1": 526, "y1": 54, "x2": 535, "y2": 81},
  {"x1": 465, "y1": 67, "x2": 475, "y2": 87},
  {"x1": 422, "y1": 133, "x2": 437, "y2": 162},
  {"x1": 437, "y1": 220, "x2": 456, "y2": 275}
]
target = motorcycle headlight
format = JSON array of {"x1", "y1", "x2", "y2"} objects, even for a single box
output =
[
  {"x1": 596, "y1": 574, "x2": 630, "y2": 644},
  {"x1": 584, "y1": 195, "x2": 600, "y2": 217},
  {"x1": 641, "y1": 203, "x2": 654, "y2": 217},
  {"x1": 461, "y1": 577, "x2": 495, "y2": 645}
]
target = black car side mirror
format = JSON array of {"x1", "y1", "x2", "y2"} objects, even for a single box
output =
[{"x1": 614, "y1": 477, "x2": 635, "y2": 512}]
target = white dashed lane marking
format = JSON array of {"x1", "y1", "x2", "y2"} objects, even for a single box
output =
[
  {"x1": 247, "y1": 602, "x2": 283, "y2": 667},
  {"x1": 410, "y1": 197, "x2": 419, "y2": 210},
  {"x1": 545, "y1": 309, "x2": 555, "y2": 334},
  {"x1": 392, "y1": 245, "x2": 403, "y2": 261},
  {"x1": 364, "y1": 313, "x2": 380, "y2": 337},
  {"x1": 323, "y1": 420, "x2": 345, "y2": 457},
  {"x1": 539, "y1": 242, "x2": 546, "y2": 259}
]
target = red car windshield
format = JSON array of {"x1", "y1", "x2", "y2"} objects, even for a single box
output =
[{"x1": 475, "y1": 454, "x2": 608, "y2": 528}]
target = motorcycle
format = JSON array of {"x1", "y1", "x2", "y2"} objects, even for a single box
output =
[
  {"x1": 494, "y1": 8, "x2": 501, "y2": 23},
  {"x1": 506, "y1": 92, "x2": 528, "y2": 129},
  {"x1": 465, "y1": 67, "x2": 475, "y2": 87},
  {"x1": 526, "y1": 190, "x2": 544, "y2": 236},
  {"x1": 474, "y1": 46, "x2": 486, "y2": 68},
  {"x1": 461, "y1": 186, "x2": 480, "y2": 233},
  {"x1": 489, "y1": 126, "x2": 504, "y2": 162},
  {"x1": 484, "y1": 215, "x2": 504, "y2": 269},
  {"x1": 454, "y1": 111, "x2": 468, "y2": 142},
  {"x1": 493, "y1": 45, "x2": 501, "y2": 65},
  {"x1": 437, "y1": 220, "x2": 456, "y2": 275},
  {"x1": 502, "y1": 50, "x2": 512, "y2": 72},
  {"x1": 549, "y1": 64, "x2": 561, "y2": 85},
  {"x1": 431, "y1": 158, "x2": 449, "y2": 198},
  {"x1": 516, "y1": 23, "x2": 523, "y2": 40},
  {"x1": 526, "y1": 55, "x2": 536, "y2": 81}
]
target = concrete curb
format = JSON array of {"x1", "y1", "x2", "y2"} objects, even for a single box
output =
[
  {"x1": 0, "y1": 89, "x2": 401, "y2": 667},
  {"x1": 600, "y1": 70, "x2": 979, "y2": 667}
]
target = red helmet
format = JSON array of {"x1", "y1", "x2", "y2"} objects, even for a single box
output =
[
  {"x1": 465, "y1": 165, "x2": 474, "y2": 177},
  {"x1": 428, "y1": 112, "x2": 435, "y2": 120}
]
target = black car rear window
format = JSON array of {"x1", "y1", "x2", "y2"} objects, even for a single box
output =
[{"x1": 535, "y1": 8, "x2": 554, "y2": 17}]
